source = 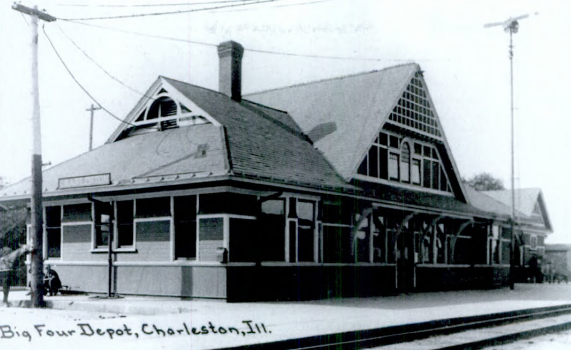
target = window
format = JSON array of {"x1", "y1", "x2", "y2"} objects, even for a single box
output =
[
  {"x1": 174, "y1": 196, "x2": 197, "y2": 259},
  {"x1": 63, "y1": 203, "x2": 92, "y2": 222},
  {"x1": 372, "y1": 215, "x2": 387, "y2": 263},
  {"x1": 287, "y1": 198, "x2": 318, "y2": 262},
  {"x1": 94, "y1": 202, "x2": 112, "y2": 249},
  {"x1": 530, "y1": 235, "x2": 538, "y2": 250},
  {"x1": 411, "y1": 159, "x2": 421, "y2": 185},
  {"x1": 389, "y1": 153, "x2": 399, "y2": 180},
  {"x1": 400, "y1": 143, "x2": 410, "y2": 182},
  {"x1": 297, "y1": 200, "x2": 315, "y2": 262},
  {"x1": 133, "y1": 197, "x2": 171, "y2": 248},
  {"x1": 260, "y1": 199, "x2": 286, "y2": 261},
  {"x1": 45, "y1": 206, "x2": 61, "y2": 258},
  {"x1": 117, "y1": 200, "x2": 134, "y2": 248},
  {"x1": 136, "y1": 197, "x2": 170, "y2": 218},
  {"x1": 198, "y1": 217, "x2": 224, "y2": 261},
  {"x1": 354, "y1": 214, "x2": 370, "y2": 263},
  {"x1": 489, "y1": 225, "x2": 500, "y2": 264},
  {"x1": 356, "y1": 132, "x2": 452, "y2": 193}
]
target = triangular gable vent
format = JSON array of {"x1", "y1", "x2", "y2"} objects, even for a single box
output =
[
  {"x1": 113, "y1": 78, "x2": 219, "y2": 141},
  {"x1": 387, "y1": 72, "x2": 442, "y2": 138}
]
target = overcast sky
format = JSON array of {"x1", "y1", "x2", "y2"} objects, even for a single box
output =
[{"x1": 0, "y1": 0, "x2": 568, "y2": 243}]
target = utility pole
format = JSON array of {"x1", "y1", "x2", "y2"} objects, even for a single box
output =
[
  {"x1": 12, "y1": 3, "x2": 56, "y2": 308},
  {"x1": 485, "y1": 13, "x2": 535, "y2": 291},
  {"x1": 86, "y1": 104, "x2": 101, "y2": 151}
]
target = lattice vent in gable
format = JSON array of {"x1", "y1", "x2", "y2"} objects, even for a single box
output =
[{"x1": 387, "y1": 72, "x2": 442, "y2": 138}]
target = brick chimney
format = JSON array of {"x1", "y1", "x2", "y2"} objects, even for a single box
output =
[{"x1": 217, "y1": 41, "x2": 244, "y2": 102}]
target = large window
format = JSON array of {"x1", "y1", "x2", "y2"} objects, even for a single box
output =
[
  {"x1": 134, "y1": 197, "x2": 171, "y2": 247},
  {"x1": 357, "y1": 132, "x2": 452, "y2": 193},
  {"x1": 45, "y1": 206, "x2": 61, "y2": 258}
]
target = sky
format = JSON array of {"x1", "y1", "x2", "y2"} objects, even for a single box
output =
[{"x1": 0, "y1": 0, "x2": 569, "y2": 243}]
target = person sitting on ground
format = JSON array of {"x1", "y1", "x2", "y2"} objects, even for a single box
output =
[{"x1": 43, "y1": 265, "x2": 62, "y2": 296}]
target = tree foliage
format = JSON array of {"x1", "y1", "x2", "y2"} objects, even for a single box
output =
[{"x1": 463, "y1": 172, "x2": 505, "y2": 191}]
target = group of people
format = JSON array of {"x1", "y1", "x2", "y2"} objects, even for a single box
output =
[{"x1": 0, "y1": 245, "x2": 62, "y2": 306}]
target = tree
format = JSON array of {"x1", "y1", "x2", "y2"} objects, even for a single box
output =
[{"x1": 463, "y1": 172, "x2": 505, "y2": 191}]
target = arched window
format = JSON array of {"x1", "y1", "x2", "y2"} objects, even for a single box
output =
[
  {"x1": 401, "y1": 142, "x2": 410, "y2": 182},
  {"x1": 147, "y1": 96, "x2": 177, "y2": 120}
]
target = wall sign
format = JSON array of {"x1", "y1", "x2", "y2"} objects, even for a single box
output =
[{"x1": 58, "y1": 173, "x2": 111, "y2": 189}]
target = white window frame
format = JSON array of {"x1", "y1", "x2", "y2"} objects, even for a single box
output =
[{"x1": 286, "y1": 196, "x2": 319, "y2": 263}]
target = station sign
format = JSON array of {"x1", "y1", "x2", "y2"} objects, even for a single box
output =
[{"x1": 58, "y1": 173, "x2": 111, "y2": 189}]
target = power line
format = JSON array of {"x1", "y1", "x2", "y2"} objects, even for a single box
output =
[
  {"x1": 58, "y1": 0, "x2": 282, "y2": 21},
  {"x1": 55, "y1": 24, "x2": 159, "y2": 102},
  {"x1": 57, "y1": 0, "x2": 255, "y2": 8},
  {"x1": 63, "y1": 20, "x2": 217, "y2": 47},
  {"x1": 61, "y1": 20, "x2": 416, "y2": 63},
  {"x1": 42, "y1": 26, "x2": 134, "y2": 126},
  {"x1": 217, "y1": 0, "x2": 331, "y2": 12}
]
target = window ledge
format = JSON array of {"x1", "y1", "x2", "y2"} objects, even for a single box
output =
[
  {"x1": 116, "y1": 247, "x2": 137, "y2": 253},
  {"x1": 90, "y1": 248, "x2": 138, "y2": 254}
]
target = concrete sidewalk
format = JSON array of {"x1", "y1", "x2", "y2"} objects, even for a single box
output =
[
  {"x1": 11, "y1": 282, "x2": 571, "y2": 315},
  {"x1": 3, "y1": 283, "x2": 571, "y2": 350}
]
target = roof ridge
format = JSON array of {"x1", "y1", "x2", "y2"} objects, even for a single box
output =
[
  {"x1": 245, "y1": 63, "x2": 419, "y2": 96},
  {"x1": 240, "y1": 98, "x2": 288, "y2": 114},
  {"x1": 161, "y1": 76, "x2": 289, "y2": 114}
]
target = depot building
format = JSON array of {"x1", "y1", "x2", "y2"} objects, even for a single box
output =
[{"x1": 0, "y1": 41, "x2": 552, "y2": 301}]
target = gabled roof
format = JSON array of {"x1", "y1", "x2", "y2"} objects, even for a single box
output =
[
  {"x1": 160, "y1": 78, "x2": 351, "y2": 191},
  {"x1": 246, "y1": 64, "x2": 468, "y2": 202},
  {"x1": 465, "y1": 186, "x2": 521, "y2": 219},
  {"x1": 246, "y1": 64, "x2": 417, "y2": 180},
  {"x1": 482, "y1": 188, "x2": 552, "y2": 232},
  {"x1": 483, "y1": 188, "x2": 540, "y2": 216},
  {"x1": 0, "y1": 77, "x2": 353, "y2": 201}
]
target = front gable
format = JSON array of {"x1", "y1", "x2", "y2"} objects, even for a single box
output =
[
  {"x1": 352, "y1": 71, "x2": 466, "y2": 201},
  {"x1": 108, "y1": 77, "x2": 220, "y2": 143}
]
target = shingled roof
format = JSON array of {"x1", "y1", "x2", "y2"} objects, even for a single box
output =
[
  {"x1": 0, "y1": 123, "x2": 229, "y2": 199},
  {"x1": 246, "y1": 64, "x2": 418, "y2": 181},
  {"x1": 161, "y1": 78, "x2": 352, "y2": 191},
  {"x1": 0, "y1": 77, "x2": 354, "y2": 201},
  {"x1": 246, "y1": 64, "x2": 468, "y2": 203}
]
